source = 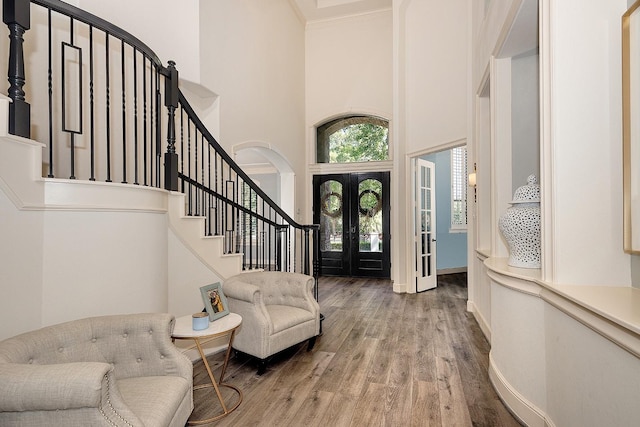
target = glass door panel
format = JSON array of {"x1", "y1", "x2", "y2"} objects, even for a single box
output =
[{"x1": 319, "y1": 180, "x2": 344, "y2": 253}]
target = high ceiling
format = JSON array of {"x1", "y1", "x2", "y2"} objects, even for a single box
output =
[{"x1": 290, "y1": 0, "x2": 392, "y2": 22}]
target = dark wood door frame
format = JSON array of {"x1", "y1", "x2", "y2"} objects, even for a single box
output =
[{"x1": 313, "y1": 172, "x2": 390, "y2": 278}]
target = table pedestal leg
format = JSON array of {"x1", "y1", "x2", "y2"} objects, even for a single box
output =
[{"x1": 187, "y1": 337, "x2": 242, "y2": 425}]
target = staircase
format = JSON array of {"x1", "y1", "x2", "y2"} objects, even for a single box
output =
[{"x1": 0, "y1": 0, "x2": 318, "y2": 341}]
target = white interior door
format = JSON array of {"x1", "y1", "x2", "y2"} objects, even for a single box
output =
[{"x1": 414, "y1": 158, "x2": 437, "y2": 292}]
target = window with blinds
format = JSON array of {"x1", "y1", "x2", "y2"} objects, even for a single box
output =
[{"x1": 451, "y1": 146, "x2": 468, "y2": 230}]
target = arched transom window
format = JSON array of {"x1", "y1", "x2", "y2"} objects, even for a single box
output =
[{"x1": 316, "y1": 115, "x2": 389, "y2": 164}]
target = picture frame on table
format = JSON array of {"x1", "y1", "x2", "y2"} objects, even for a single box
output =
[{"x1": 199, "y1": 282, "x2": 229, "y2": 321}]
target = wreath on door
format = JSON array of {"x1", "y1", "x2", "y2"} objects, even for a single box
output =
[
  {"x1": 321, "y1": 192, "x2": 343, "y2": 218},
  {"x1": 359, "y1": 189, "x2": 382, "y2": 217}
]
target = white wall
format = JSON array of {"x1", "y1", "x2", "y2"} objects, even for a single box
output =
[
  {"x1": 491, "y1": 282, "x2": 546, "y2": 412},
  {"x1": 0, "y1": 179, "x2": 172, "y2": 340},
  {"x1": 40, "y1": 209, "x2": 169, "y2": 326},
  {"x1": 305, "y1": 10, "x2": 393, "y2": 125},
  {"x1": 0, "y1": 122, "x2": 215, "y2": 340},
  {"x1": 0, "y1": 182, "x2": 235, "y2": 342},
  {"x1": 199, "y1": 0, "x2": 306, "y2": 213},
  {"x1": 0, "y1": 146, "x2": 232, "y2": 342},
  {"x1": 77, "y1": 0, "x2": 201, "y2": 84},
  {"x1": 402, "y1": 0, "x2": 468, "y2": 154},
  {"x1": 548, "y1": 0, "x2": 630, "y2": 286},
  {"x1": 0, "y1": 190, "x2": 44, "y2": 339},
  {"x1": 395, "y1": 0, "x2": 469, "y2": 290},
  {"x1": 545, "y1": 303, "x2": 640, "y2": 426},
  {"x1": 511, "y1": 52, "x2": 540, "y2": 192}
]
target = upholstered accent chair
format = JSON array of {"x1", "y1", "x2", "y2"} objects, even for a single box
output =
[
  {"x1": 223, "y1": 271, "x2": 321, "y2": 374},
  {"x1": 0, "y1": 313, "x2": 193, "y2": 427}
]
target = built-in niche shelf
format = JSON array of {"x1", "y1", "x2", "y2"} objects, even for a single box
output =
[
  {"x1": 474, "y1": 3, "x2": 540, "y2": 266},
  {"x1": 485, "y1": 256, "x2": 640, "y2": 354}
]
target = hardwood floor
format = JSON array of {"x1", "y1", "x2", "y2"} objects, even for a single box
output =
[{"x1": 189, "y1": 274, "x2": 521, "y2": 426}]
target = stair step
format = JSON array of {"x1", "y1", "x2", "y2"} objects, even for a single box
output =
[{"x1": 167, "y1": 191, "x2": 243, "y2": 280}]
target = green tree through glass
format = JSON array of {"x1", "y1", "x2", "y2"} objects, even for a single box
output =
[
  {"x1": 329, "y1": 123, "x2": 388, "y2": 163},
  {"x1": 316, "y1": 116, "x2": 389, "y2": 163}
]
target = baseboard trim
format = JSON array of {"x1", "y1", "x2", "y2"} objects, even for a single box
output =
[
  {"x1": 437, "y1": 267, "x2": 467, "y2": 275},
  {"x1": 489, "y1": 353, "x2": 553, "y2": 427},
  {"x1": 468, "y1": 301, "x2": 491, "y2": 342},
  {"x1": 392, "y1": 281, "x2": 407, "y2": 293}
]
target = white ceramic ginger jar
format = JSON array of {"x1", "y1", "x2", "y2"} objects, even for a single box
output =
[{"x1": 498, "y1": 174, "x2": 541, "y2": 268}]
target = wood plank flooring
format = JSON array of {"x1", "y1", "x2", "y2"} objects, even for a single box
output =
[{"x1": 189, "y1": 273, "x2": 521, "y2": 426}]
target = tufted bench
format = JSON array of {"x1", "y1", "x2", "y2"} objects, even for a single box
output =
[
  {"x1": 0, "y1": 313, "x2": 193, "y2": 426},
  {"x1": 223, "y1": 271, "x2": 320, "y2": 374}
]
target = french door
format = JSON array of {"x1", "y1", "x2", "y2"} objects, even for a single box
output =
[
  {"x1": 313, "y1": 172, "x2": 390, "y2": 278},
  {"x1": 414, "y1": 159, "x2": 437, "y2": 292}
]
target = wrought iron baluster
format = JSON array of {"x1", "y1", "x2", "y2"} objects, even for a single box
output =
[
  {"x1": 268, "y1": 214, "x2": 272, "y2": 270},
  {"x1": 105, "y1": 32, "x2": 112, "y2": 182},
  {"x1": 187, "y1": 119, "x2": 192, "y2": 215},
  {"x1": 142, "y1": 55, "x2": 148, "y2": 185},
  {"x1": 276, "y1": 226, "x2": 283, "y2": 271},
  {"x1": 149, "y1": 63, "x2": 155, "y2": 186},
  {"x1": 179, "y1": 106, "x2": 184, "y2": 178},
  {"x1": 155, "y1": 69, "x2": 161, "y2": 187},
  {"x1": 47, "y1": 7, "x2": 53, "y2": 177},
  {"x1": 133, "y1": 47, "x2": 138, "y2": 185},
  {"x1": 201, "y1": 131, "x2": 205, "y2": 219},
  {"x1": 89, "y1": 25, "x2": 95, "y2": 181},
  {"x1": 68, "y1": 17, "x2": 76, "y2": 179},
  {"x1": 214, "y1": 153, "x2": 219, "y2": 235},
  {"x1": 121, "y1": 39, "x2": 126, "y2": 184},
  {"x1": 226, "y1": 180, "x2": 236, "y2": 254},
  {"x1": 207, "y1": 139, "x2": 212, "y2": 236},
  {"x1": 262, "y1": 199, "x2": 266, "y2": 269},
  {"x1": 195, "y1": 129, "x2": 199, "y2": 213},
  {"x1": 197, "y1": 133, "x2": 202, "y2": 218},
  {"x1": 242, "y1": 182, "x2": 247, "y2": 267},
  {"x1": 303, "y1": 228, "x2": 310, "y2": 275},
  {"x1": 249, "y1": 189, "x2": 253, "y2": 265},
  {"x1": 288, "y1": 227, "x2": 293, "y2": 273},
  {"x1": 164, "y1": 60, "x2": 178, "y2": 191}
]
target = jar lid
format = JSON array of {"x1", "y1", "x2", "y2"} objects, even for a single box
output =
[{"x1": 511, "y1": 174, "x2": 540, "y2": 203}]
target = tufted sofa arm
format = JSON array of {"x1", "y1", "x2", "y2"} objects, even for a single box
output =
[
  {"x1": 0, "y1": 313, "x2": 193, "y2": 426},
  {"x1": 0, "y1": 362, "x2": 112, "y2": 412},
  {"x1": 222, "y1": 279, "x2": 262, "y2": 304},
  {"x1": 224, "y1": 271, "x2": 318, "y2": 312}
]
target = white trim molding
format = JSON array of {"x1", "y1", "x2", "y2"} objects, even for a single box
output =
[
  {"x1": 483, "y1": 256, "x2": 640, "y2": 426},
  {"x1": 489, "y1": 353, "x2": 551, "y2": 427}
]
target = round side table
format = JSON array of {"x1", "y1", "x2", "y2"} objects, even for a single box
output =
[{"x1": 172, "y1": 313, "x2": 243, "y2": 425}]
